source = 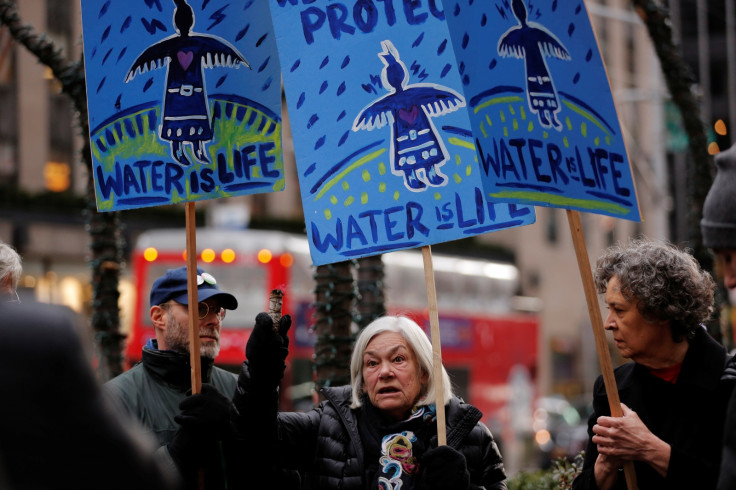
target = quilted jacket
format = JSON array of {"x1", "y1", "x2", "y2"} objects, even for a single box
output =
[{"x1": 233, "y1": 362, "x2": 508, "y2": 490}]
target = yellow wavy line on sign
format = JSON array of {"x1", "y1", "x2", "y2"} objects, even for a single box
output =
[
  {"x1": 489, "y1": 190, "x2": 630, "y2": 215},
  {"x1": 561, "y1": 100, "x2": 611, "y2": 138},
  {"x1": 447, "y1": 137, "x2": 476, "y2": 151},
  {"x1": 474, "y1": 96, "x2": 524, "y2": 114},
  {"x1": 314, "y1": 148, "x2": 386, "y2": 201}
]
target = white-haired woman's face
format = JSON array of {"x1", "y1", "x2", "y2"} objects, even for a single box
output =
[{"x1": 361, "y1": 331, "x2": 428, "y2": 421}]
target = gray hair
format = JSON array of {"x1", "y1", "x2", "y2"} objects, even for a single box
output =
[
  {"x1": 594, "y1": 238, "x2": 715, "y2": 342},
  {"x1": 0, "y1": 242, "x2": 21, "y2": 291},
  {"x1": 349, "y1": 316, "x2": 453, "y2": 409}
]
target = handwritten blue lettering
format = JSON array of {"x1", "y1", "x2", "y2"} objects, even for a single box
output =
[
  {"x1": 296, "y1": 0, "x2": 443, "y2": 44},
  {"x1": 477, "y1": 137, "x2": 630, "y2": 197},
  {"x1": 311, "y1": 201, "x2": 430, "y2": 253},
  {"x1": 95, "y1": 142, "x2": 278, "y2": 201}
]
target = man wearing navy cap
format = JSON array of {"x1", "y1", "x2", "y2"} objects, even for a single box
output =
[{"x1": 105, "y1": 266, "x2": 241, "y2": 490}]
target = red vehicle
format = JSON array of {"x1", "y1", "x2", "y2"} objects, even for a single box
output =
[{"x1": 128, "y1": 228, "x2": 538, "y2": 419}]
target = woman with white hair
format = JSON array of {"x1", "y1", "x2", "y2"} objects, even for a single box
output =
[
  {"x1": 0, "y1": 241, "x2": 21, "y2": 303},
  {"x1": 233, "y1": 313, "x2": 507, "y2": 489}
]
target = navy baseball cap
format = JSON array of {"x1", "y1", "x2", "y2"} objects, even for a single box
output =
[{"x1": 150, "y1": 266, "x2": 238, "y2": 310}]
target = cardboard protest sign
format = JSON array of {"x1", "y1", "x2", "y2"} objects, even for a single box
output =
[
  {"x1": 269, "y1": 0, "x2": 536, "y2": 266},
  {"x1": 441, "y1": 2, "x2": 641, "y2": 481},
  {"x1": 81, "y1": 0, "x2": 284, "y2": 211},
  {"x1": 444, "y1": 0, "x2": 640, "y2": 221}
]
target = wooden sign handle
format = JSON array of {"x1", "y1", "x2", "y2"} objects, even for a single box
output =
[
  {"x1": 185, "y1": 202, "x2": 202, "y2": 395},
  {"x1": 566, "y1": 210, "x2": 637, "y2": 489},
  {"x1": 422, "y1": 245, "x2": 447, "y2": 446}
]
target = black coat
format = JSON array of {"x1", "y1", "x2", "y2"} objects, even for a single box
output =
[
  {"x1": 0, "y1": 302, "x2": 178, "y2": 489},
  {"x1": 573, "y1": 328, "x2": 734, "y2": 490},
  {"x1": 716, "y1": 356, "x2": 736, "y2": 490},
  {"x1": 234, "y1": 363, "x2": 507, "y2": 490}
]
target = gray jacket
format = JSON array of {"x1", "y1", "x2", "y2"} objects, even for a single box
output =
[{"x1": 105, "y1": 341, "x2": 238, "y2": 447}]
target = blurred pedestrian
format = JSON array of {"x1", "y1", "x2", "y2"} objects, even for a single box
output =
[
  {"x1": 232, "y1": 314, "x2": 508, "y2": 489},
  {"x1": 572, "y1": 238, "x2": 735, "y2": 490},
  {"x1": 105, "y1": 266, "x2": 240, "y2": 490},
  {"x1": 0, "y1": 240, "x2": 21, "y2": 302},
  {"x1": 702, "y1": 143, "x2": 736, "y2": 295},
  {"x1": 0, "y1": 300, "x2": 179, "y2": 489},
  {"x1": 701, "y1": 143, "x2": 736, "y2": 490}
]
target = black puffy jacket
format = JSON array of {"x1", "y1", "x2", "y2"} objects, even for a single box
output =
[
  {"x1": 234, "y1": 363, "x2": 508, "y2": 490},
  {"x1": 0, "y1": 303, "x2": 179, "y2": 490}
]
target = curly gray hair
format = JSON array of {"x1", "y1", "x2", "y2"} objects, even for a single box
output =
[{"x1": 594, "y1": 238, "x2": 715, "y2": 342}]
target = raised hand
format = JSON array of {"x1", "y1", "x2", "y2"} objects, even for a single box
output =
[{"x1": 245, "y1": 312, "x2": 291, "y2": 389}]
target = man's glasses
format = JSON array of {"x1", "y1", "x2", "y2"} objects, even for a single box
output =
[
  {"x1": 161, "y1": 301, "x2": 225, "y2": 320},
  {"x1": 196, "y1": 302, "x2": 226, "y2": 320}
]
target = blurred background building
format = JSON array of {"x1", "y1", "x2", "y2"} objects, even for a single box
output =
[{"x1": 0, "y1": 0, "x2": 731, "y2": 410}]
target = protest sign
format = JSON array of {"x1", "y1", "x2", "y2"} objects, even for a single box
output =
[
  {"x1": 269, "y1": 0, "x2": 537, "y2": 446},
  {"x1": 444, "y1": 0, "x2": 640, "y2": 221},
  {"x1": 442, "y1": 2, "x2": 640, "y2": 484},
  {"x1": 268, "y1": 0, "x2": 536, "y2": 266},
  {"x1": 81, "y1": 0, "x2": 287, "y2": 396},
  {"x1": 81, "y1": 0, "x2": 284, "y2": 212}
]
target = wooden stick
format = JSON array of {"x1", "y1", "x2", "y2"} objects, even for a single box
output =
[
  {"x1": 566, "y1": 210, "x2": 637, "y2": 489},
  {"x1": 422, "y1": 245, "x2": 447, "y2": 446},
  {"x1": 185, "y1": 202, "x2": 202, "y2": 395}
]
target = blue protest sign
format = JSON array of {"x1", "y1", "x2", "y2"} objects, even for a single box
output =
[
  {"x1": 81, "y1": 0, "x2": 283, "y2": 211},
  {"x1": 444, "y1": 0, "x2": 640, "y2": 221},
  {"x1": 269, "y1": 0, "x2": 535, "y2": 266}
]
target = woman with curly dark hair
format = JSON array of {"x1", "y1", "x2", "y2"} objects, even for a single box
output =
[{"x1": 573, "y1": 238, "x2": 735, "y2": 490}]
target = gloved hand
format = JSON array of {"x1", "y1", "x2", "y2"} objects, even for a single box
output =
[
  {"x1": 167, "y1": 383, "x2": 232, "y2": 468},
  {"x1": 245, "y1": 312, "x2": 291, "y2": 389},
  {"x1": 417, "y1": 445, "x2": 470, "y2": 490}
]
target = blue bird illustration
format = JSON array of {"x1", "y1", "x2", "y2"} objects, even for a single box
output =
[
  {"x1": 498, "y1": 0, "x2": 570, "y2": 130},
  {"x1": 125, "y1": 0, "x2": 250, "y2": 166},
  {"x1": 353, "y1": 40, "x2": 465, "y2": 192}
]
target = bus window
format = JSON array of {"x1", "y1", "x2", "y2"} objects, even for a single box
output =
[
  {"x1": 289, "y1": 358, "x2": 316, "y2": 411},
  {"x1": 202, "y1": 263, "x2": 267, "y2": 326},
  {"x1": 290, "y1": 253, "x2": 316, "y2": 300},
  {"x1": 141, "y1": 261, "x2": 268, "y2": 328},
  {"x1": 446, "y1": 367, "x2": 470, "y2": 404}
]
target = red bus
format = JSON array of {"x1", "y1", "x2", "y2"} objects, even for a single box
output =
[{"x1": 128, "y1": 228, "x2": 538, "y2": 420}]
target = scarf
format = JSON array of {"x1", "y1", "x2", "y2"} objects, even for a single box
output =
[{"x1": 358, "y1": 396, "x2": 437, "y2": 490}]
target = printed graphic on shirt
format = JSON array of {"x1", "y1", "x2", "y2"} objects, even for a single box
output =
[{"x1": 379, "y1": 431, "x2": 418, "y2": 490}]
